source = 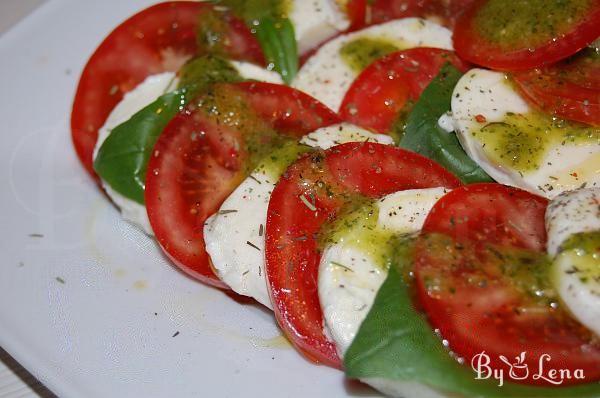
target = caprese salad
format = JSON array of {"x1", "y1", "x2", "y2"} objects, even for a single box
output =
[{"x1": 71, "y1": 1, "x2": 600, "y2": 396}]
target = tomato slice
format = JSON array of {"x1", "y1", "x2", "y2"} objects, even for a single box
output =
[
  {"x1": 231, "y1": 82, "x2": 343, "y2": 134},
  {"x1": 345, "y1": 0, "x2": 452, "y2": 30},
  {"x1": 512, "y1": 49, "x2": 600, "y2": 126},
  {"x1": 453, "y1": 0, "x2": 600, "y2": 71},
  {"x1": 145, "y1": 82, "x2": 340, "y2": 286},
  {"x1": 343, "y1": 0, "x2": 477, "y2": 30},
  {"x1": 265, "y1": 142, "x2": 461, "y2": 367},
  {"x1": 339, "y1": 48, "x2": 470, "y2": 135},
  {"x1": 71, "y1": 1, "x2": 264, "y2": 177},
  {"x1": 345, "y1": 0, "x2": 368, "y2": 31},
  {"x1": 414, "y1": 183, "x2": 600, "y2": 386}
]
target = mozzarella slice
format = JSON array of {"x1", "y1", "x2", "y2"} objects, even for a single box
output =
[
  {"x1": 289, "y1": 0, "x2": 350, "y2": 55},
  {"x1": 546, "y1": 187, "x2": 600, "y2": 256},
  {"x1": 94, "y1": 63, "x2": 283, "y2": 235},
  {"x1": 204, "y1": 123, "x2": 393, "y2": 309},
  {"x1": 318, "y1": 188, "x2": 449, "y2": 397},
  {"x1": 318, "y1": 188, "x2": 448, "y2": 356},
  {"x1": 299, "y1": 122, "x2": 395, "y2": 148},
  {"x1": 94, "y1": 72, "x2": 177, "y2": 235},
  {"x1": 292, "y1": 18, "x2": 452, "y2": 111},
  {"x1": 452, "y1": 69, "x2": 600, "y2": 199},
  {"x1": 547, "y1": 188, "x2": 600, "y2": 337}
]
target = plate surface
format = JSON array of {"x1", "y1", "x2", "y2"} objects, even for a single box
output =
[{"x1": 0, "y1": 1, "x2": 375, "y2": 396}]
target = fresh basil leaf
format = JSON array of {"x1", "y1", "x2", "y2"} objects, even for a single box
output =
[
  {"x1": 278, "y1": 18, "x2": 298, "y2": 83},
  {"x1": 254, "y1": 17, "x2": 298, "y2": 84},
  {"x1": 399, "y1": 64, "x2": 493, "y2": 184},
  {"x1": 94, "y1": 90, "x2": 191, "y2": 204},
  {"x1": 344, "y1": 240, "x2": 600, "y2": 397}
]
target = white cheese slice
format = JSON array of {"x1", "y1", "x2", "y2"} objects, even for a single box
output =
[
  {"x1": 546, "y1": 187, "x2": 600, "y2": 256},
  {"x1": 452, "y1": 68, "x2": 600, "y2": 199},
  {"x1": 289, "y1": 0, "x2": 350, "y2": 54},
  {"x1": 547, "y1": 188, "x2": 600, "y2": 338}
]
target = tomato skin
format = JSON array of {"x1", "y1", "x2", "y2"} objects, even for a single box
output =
[
  {"x1": 146, "y1": 82, "x2": 340, "y2": 287},
  {"x1": 422, "y1": 183, "x2": 549, "y2": 250},
  {"x1": 265, "y1": 142, "x2": 461, "y2": 367},
  {"x1": 325, "y1": 142, "x2": 462, "y2": 196},
  {"x1": 339, "y1": 48, "x2": 470, "y2": 134},
  {"x1": 145, "y1": 106, "x2": 244, "y2": 287},
  {"x1": 346, "y1": 0, "x2": 367, "y2": 30},
  {"x1": 453, "y1": 0, "x2": 600, "y2": 71},
  {"x1": 414, "y1": 183, "x2": 600, "y2": 386},
  {"x1": 512, "y1": 52, "x2": 600, "y2": 126},
  {"x1": 344, "y1": 0, "x2": 474, "y2": 30},
  {"x1": 233, "y1": 82, "x2": 342, "y2": 134},
  {"x1": 71, "y1": 2, "x2": 264, "y2": 177}
]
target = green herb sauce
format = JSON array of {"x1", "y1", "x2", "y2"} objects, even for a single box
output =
[
  {"x1": 196, "y1": 0, "x2": 290, "y2": 55},
  {"x1": 556, "y1": 231, "x2": 600, "y2": 288},
  {"x1": 473, "y1": 110, "x2": 600, "y2": 174},
  {"x1": 254, "y1": 140, "x2": 310, "y2": 180},
  {"x1": 177, "y1": 55, "x2": 242, "y2": 93},
  {"x1": 340, "y1": 38, "x2": 402, "y2": 73},
  {"x1": 318, "y1": 199, "x2": 403, "y2": 270},
  {"x1": 197, "y1": 1, "x2": 297, "y2": 84},
  {"x1": 198, "y1": 0, "x2": 289, "y2": 47},
  {"x1": 196, "y1": 7, "x2": 232, "y2": 56},
  {"x1": 474, "y1": 0, "x2": 591, "y2": 50},
  {"x1": 193, "y1": 84, "x2": 298, "y2": 176},
  {"x1": 389, "y1": 99, "x2": 415, "y2": 142}
]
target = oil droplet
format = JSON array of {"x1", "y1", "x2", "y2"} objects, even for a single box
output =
[{"x1": 133, "y1": 280, "x2": 148, "y2": 290}]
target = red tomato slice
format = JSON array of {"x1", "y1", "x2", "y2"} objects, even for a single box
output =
[
  {"x1": 345, "y1": 0, "x2": 451, "y2": 30},
  {"x1": 414, "y1": 183, "x2": 600, "y2": 386},
  {"x1": 345, "y1": 0, "x2": 367, "y2": 31},
  {"x1": 453, "y1": 0, "x2": 600, "y2": 71},
  {"x1": 265, "y1": 142, "x2": 461, "y2": 367},
  {"x1": 145, "y1": 82, "x2": 340, "y2": 286},
  {"x1": 71, "y1": 2, "x2": 264, "y2": 177},
  {"x1": 339, "y1": 48, "x2": 470, "y2": 134},
  {"x1": 512, "y1": 49, "x2": 600, "y2": 126},
  {"x1": 232, "y1": 82, "x2": 343, "y2": 134}
]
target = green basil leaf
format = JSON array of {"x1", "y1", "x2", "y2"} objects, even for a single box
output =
[
  {"x1": 278, "y1": 18, "x2": 298, "y2": 83},
  {"x1": 399, "y1": 64, "x2": 493, "y2": 184},
  {"x1": 93, "y1": 90, "x2": 191, "y2": 204},
  {"x1": 344, "y1": 241, "x2": 600, "y2": 397},
  {"x1": 254, "y1": 17, "x2": 298, "y2": 84}
]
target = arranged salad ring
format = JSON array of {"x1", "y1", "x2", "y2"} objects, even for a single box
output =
[{"x1": 71, "y1": 1, "x2": 600, "y2": 396}]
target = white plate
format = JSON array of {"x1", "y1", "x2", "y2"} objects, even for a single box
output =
[{"x1": 0, "y1": 1, "x2": 377, "y2": 396}]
